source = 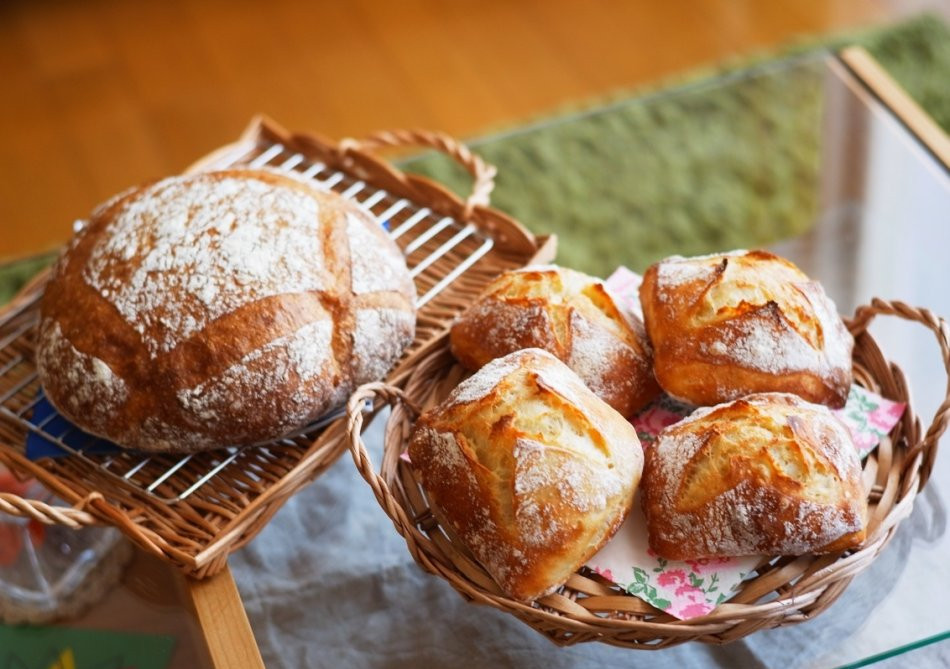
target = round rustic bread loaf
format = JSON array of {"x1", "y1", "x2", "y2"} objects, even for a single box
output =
[
  {"x1": 36, "y1": 169, "x2": 416, "y2": 453},
  {"x1": 449, "y1": 265, "x2": 660, "y2": 418},
  {"x1": 642, "y1": 392, "x2": 867, "y2": 560},
  {"x1": 639, "y1": 249, "x2": 853, "y2": 407},
  {"x1": 408, "y1": 348, "x2": 643, "y2": 602}
]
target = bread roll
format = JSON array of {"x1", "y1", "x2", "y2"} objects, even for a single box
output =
[
  {"x1": 639, "y1": 250, "x2": 853, "y2": 407},
  {"x1": 449, "y1": 265, "x2": 660, "y2": 418},
  {"x1": 37, "y1": 169, "x2": 416, "y2": 453},
  {"x1": 642, "y1": 392, "x2": 867, "y2": 559},
  {"x1": 408, "y1": 348, "x2": 643, "y2": 601}
]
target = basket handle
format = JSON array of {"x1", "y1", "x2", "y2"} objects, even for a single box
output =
[
  {"x1": 0, "y1": 490, "x2": 101, "y2": 528},
  {"x1": 338, "y1": 129, "x2": 497, "y2": 218},
  {"x1": 848, "y1": 298, "x2": 950, "y2": 485},
  {"x1": 346, "y1": 382, "x2": 424, "y2": 535}
]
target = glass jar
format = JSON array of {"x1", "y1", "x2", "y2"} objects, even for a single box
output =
[{"x1": 0, "y1": 466, "x2": 130, "y2": 624}]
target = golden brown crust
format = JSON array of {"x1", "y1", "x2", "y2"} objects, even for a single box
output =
[
  {"x1": 449, "y1": 265, "x2": 660, "y2": 418},
  {"x1": 642, "y1": 393, "x2": 867, "y2": 559},
  {"x1": 37, "y1": 169, "x2": 416, "y2": 453},
  {"x1": 639, "y1": 250, "x2": 853, "y2": 408},
  {"x1": 408, "y1": 349, "x2": 643, "y2": 601}
]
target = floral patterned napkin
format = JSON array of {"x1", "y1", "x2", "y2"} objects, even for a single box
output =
[{"x1": 585, "y1": 268, "x2": 906, "y2": 620}]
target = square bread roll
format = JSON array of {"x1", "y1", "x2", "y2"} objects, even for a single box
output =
[
  {"x1": 408, "y1": 348, "x2": 643, "y2": 601},
  {"x1": 642, "y1": 392, "x2": 868, "y2": 560},
  {"x1": 450, "y1": 265, "x2": 660, "y2": 418},
  {"x1": 639, "y1": 250, "x2": 853, "y2": 408}
]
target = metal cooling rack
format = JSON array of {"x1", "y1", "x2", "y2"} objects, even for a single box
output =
[
  {"x1": 244, "y1": 140, "x2": 495, "y2": 308},
  {"x1": 0, "y1": 140, "x2": 494, "y2": 504}
]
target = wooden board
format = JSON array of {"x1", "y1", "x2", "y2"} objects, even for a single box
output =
[
  {"x1": 186, "y1": 568, "x2": 264, "y2": 669},
  {"x1": 840, "y1": 46, "x2": 950, "y2": 169}
]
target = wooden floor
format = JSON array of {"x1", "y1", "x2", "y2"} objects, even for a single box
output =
[{"x1": 0, "y1": 0, "x2": 907, "y2": 258}]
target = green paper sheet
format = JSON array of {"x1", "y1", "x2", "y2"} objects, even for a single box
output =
[{"x1": 0, "y1": 625, "x2": 175, "y2": 669}]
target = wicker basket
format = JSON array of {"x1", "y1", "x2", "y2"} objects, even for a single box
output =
[
  {"x1": 0, "y1": 117, "x2": 555, "y2": 578},
  {"x1": 346, "y1": 300, "x2": 950, "y2": 648}
]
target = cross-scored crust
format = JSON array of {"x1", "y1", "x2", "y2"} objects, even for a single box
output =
[
  {"x1": 36, "y1": 169, "x2": 416, "y2": 452},
  {"x1": 408, "y1": 349, "x2": 643, "y2": 601},
  {"x1": 449, "y1": 265, "x2": 660, "y2": 418},
  {"x1": 639, "y1": 250, "x2": 853, "y2": 407},
  {"x1": 642, "y1": 392, "x2": 867, "y2": 560}
]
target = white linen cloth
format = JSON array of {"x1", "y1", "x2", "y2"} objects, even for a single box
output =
[{"x1": 230, "y1": 411, "x2": 948, "y2": 669}]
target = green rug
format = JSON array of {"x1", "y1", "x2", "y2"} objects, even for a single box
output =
[
  {"x1": 402, "y1": 13, "x2": 950, "y2": 276},
  {"x1": 1, "y1": 13, "x2": 947, "y2": 302}
]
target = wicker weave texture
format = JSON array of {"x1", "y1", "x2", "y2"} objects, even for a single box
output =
[
  {"x1": 347, "y1": 300, "x2": 950, "y2": 647},
  {"x1": 0, "y1": 118, "x2": 555, "y2": 578}
]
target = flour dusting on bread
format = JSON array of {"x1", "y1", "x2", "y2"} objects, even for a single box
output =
[
  {"x1": 352, "y1": 308, "x2": 415, "y2": 382},
  {"x1": 567, "y1": 309, "x2": 643, "y2": 399},
  {"x1": 447, "y1": 353, "x2": 523, "y2": 406},
  {"x1": 644, "y1": 393, "x2": 866, "y2": 558},
  {"x1": 36, "y1": 320, "x2": 128, "y2": 422},
  {"x1": 655, "y1": 258, "x2": 717, "y2": 289},
  {"x1": 347, "y1": 212, "x2": 411, "y2": 297},
  {"x1": 513, "y1": 437, "x2": 623, "y2": 516},
  {"x1": 408, "y1": 349, "x2": 642, "y2": 601},
  {"x1": 703, "y1": 315, "x2": 821, "y2": 375},
  {"x1": 641, "y1": 250, "x2": 853, "y2": 407},
  {"x1": 177, "y1": 318, "x2": 334, "y2": 424},
  {"x1": 450, "y1": 265, "x2": 660, "y2": 417},
  {"x1": 85, "y1": 173, "x2": 326, "y2": 356}
]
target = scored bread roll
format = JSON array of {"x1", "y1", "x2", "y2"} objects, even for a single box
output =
[
  {"x1": 449, "y1": 265, "x2": 660, "y2": 418},
  {"x1": 642, "y1": 393, "x2": 867, "y2": 560},
  {"x1": 408, "y1": 348, "x2": 643, "y2": 602},
  {"x1": 37, "y1": 169, "x2": 416, "y2": 453},
  {"x1": 639, "y1": 250, "x2": 853, "y2": 408}
]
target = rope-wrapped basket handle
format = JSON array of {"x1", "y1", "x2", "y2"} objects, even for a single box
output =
[
  {"x1": 0, "y1": 490, "x2": 101, "y2": 528},
  {"x1": 346, "y1": 382, "x2": 454, "y2": 575},
  {"x1": 346, "y1": 383, "x2": 421, "y2": 530},
  {"x1": 847, "y1": 298, "x2": 950, "y2": 488},
  {"x1": 338, "y1": 129, "x2": 496, "y2": 219}
]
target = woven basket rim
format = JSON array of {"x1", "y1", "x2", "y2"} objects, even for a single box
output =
[{"x1": 347, "y1": 298, "x2": 950, "y2": 648}]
